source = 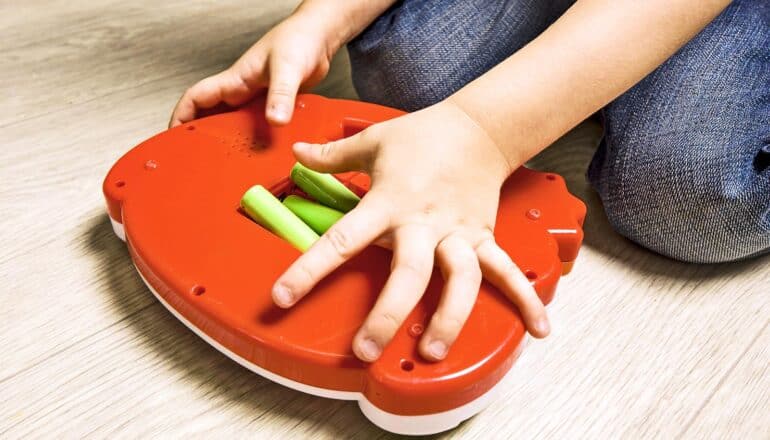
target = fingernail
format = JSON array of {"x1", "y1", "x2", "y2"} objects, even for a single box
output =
[
  {"x1": 293, "y1": 142, "x2": 310, "y2": 152},
  {"x1": 428, "y1": 340, "x2": 447, "y2": 359},
  {"x1": 272, "y1": 285, "x2": 293, "y2": 307},
  {"x1": 269, "y1": 104, "x2": 289, "y2": 122},
  {"x1": 360, "y1": 338, "x2": 381, "y2": 361},
  {"x1": 535, "y1": 318, "x2": 551, "y2": 335}
]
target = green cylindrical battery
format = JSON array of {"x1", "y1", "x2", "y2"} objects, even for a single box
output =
[
  {"x1": 282, "y1": 195, "x2": 344, "y2": 235},
  {"x1": 240, "y1": 185, "x2": 319, "y2": 252},
  {"x1": 290, "y1": 162, "x2": 360, "y2": 213}
]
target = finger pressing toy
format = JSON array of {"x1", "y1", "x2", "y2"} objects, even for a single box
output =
[{"x1": 103, "y1": 94, "x2": 586, "y2": 435}]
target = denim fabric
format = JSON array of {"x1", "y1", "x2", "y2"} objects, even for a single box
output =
[
  {"x1": 348, "y1": 0, "x2": 770, "y2": 263},
  {"x1": 349, "y1": 0, "x2": 575, "y2": 111}
]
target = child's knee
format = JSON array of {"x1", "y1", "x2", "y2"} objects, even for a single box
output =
[
  {"x1": 589, "y1": 128, "x2": 770, "y2": 263},
  {"x1": 587, "y1": 6, "x2": 770, "y2": 263}
]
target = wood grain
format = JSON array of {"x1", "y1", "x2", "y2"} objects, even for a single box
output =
[
  {"x1": 1, "y1": 1, "x2": 768, "y2": 438},
  {"x1": 684, "y1": 322, "x2": 770, "y2": 439}
]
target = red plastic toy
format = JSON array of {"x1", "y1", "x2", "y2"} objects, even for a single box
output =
[{"x1": 103, "y1": 94, "x2": 585, "y2": 435}]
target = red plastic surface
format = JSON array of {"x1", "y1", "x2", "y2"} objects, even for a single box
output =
[{"x1": 103, "y1": 94, "x2": 586, "y2": 416}]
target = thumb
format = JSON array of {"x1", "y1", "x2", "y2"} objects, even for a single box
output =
[{"x1": 293, "y1": 131, "x2": 376, "y2": 174}]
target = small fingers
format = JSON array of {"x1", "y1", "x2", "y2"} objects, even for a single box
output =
[
  {"x1": 271, "y1": 196, "x2": 389, "y2": 307},
  {"x1": 476, "y1": 239, "x2": 550, "y2": 338},
  {"x1": 266, "y1": 57, "x2": 303, "y2": 125},
  {"x1": 419, "y1": 235, "x2": 482, "y2": 361},
  {"x1": 353, "y1": 226, "x2": 437, "y2": 362},
  {"x1": 169, "y1": 70, "x2": 251, "y2": 128}
]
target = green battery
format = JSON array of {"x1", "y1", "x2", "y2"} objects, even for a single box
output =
[
  {"x1": 282, "y1": 195, "x2": 344, "y2": 235},
  {"x1": 290, "y1": 162, "x2": 360, "y2": 213},
  {"x1": 240, "y1": 185, "x2": 319, "y2": 252}
]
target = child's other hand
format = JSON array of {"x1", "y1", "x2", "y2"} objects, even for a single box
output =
[
  {"x1": 170, "y1": 13, "x2": 335, "y2": 127},
  {"x1": 271, "y1": 101, "x2": 551, "y2": 363}
]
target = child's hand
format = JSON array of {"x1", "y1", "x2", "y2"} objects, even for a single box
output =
[
  {"x1": 169, "y1": 14, "x2": 335, "y2": 127},
  {"x1": 271, "y1": 101, "x2": 551, "y2": 363}
]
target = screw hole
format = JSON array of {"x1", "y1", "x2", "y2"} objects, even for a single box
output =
[
  {"x1": 115, "y1": 180, "x2": 126, "y2": 188},
  {"x1": 525, "y1": 270, "x2": 537, "y2": 280},
  {"x1": 186, "y1": 125, "x2": 195, "y2": 131},
  {"x1": 526, "y1": 208, "x2": 541, "y2": 220},
  {"x1": 400, "y1": 359, "x2": 414, "y2": 372},
  {"x1": 408, "y1": 323, "x2": 424, "y2": 337},
  {"x1": 191, "y1": 285, "x2": 206, "y2": 296},
  {"x1": 546, "y1": 174, "x2": 557, "y2": 181}
]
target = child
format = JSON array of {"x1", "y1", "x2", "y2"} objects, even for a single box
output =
[{"x1": 170, "y1": 0, "x2": 769, "y2": 363}]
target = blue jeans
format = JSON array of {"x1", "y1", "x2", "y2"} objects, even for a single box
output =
[{"x1": 347, "y1": 0, "x2": 770, "y2": 263}]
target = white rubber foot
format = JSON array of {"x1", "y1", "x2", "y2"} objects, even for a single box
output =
[{"x1": 110, "y1": 217, "x2": 126, "y2": 241}]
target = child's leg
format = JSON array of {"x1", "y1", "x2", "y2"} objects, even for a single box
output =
[
  {"x1": 347, "y1": 0, "x2": 575, "y2": 111},
  {"x1": 588, "y1": 0, "x2": 770, "y2": 263}
]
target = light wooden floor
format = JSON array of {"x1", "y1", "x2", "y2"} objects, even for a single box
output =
[{"x1": 1, "y1": 1, "x2": 768, "y2": 438}]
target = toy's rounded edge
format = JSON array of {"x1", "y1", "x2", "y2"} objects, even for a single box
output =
[
  {"x1": 358, "y1": 341, "x2": 525, "y2": 435},
  {"x1": 132, "y1": 266, "x2": 360, "y2": 400},
  {"x1": 113, "y1": 221, "x2": 511, "y2": 435},
  {"x1": 131, "y1": 263, "x2": 503, "y2": 435}
]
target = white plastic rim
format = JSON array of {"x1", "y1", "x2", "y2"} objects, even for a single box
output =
[
  {"x1": 110, "y1": 217, "x2": 126, "y2": 241},
  {"x1": 111, "y1": 217, "x2": 522, "y2": 435}
]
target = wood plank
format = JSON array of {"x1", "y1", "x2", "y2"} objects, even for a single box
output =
[
  {"x1": 682, "y1": 321, "x2": 770, "y2": 439},
  {"x1": 0, "y1": 302, "x2": 381, "y2": 439},
  {"x1": 0, "y1": 1, "x2": 304, "y2": 127}
]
